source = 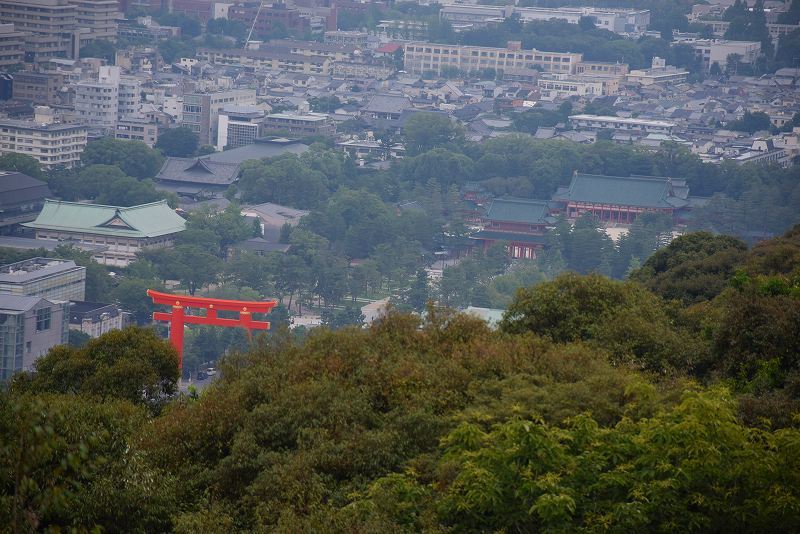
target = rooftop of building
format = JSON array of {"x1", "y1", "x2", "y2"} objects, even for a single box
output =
[
  {"x1": 0, "y1": 294, "x2": 54, "y2": 313},
  {"x1": 554, "y1": 173, "x2": 689, "y2": 209},
  {"x1": 24, "y1": 199, "x2": 186, "y2": 238},
  {"x1": 0, "y1": 172, "x2": 52, "y2": 205},
  {"x1": 0, "y1": 257, "x2": 81, "y2": 284},
  {"x1": 485, "y1": 197, "x2": 553, "y2": 224}
]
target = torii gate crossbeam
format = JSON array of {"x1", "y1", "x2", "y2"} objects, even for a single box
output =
[{"x1": 147, "y1": 289, "x2": 278, "y2": 369}]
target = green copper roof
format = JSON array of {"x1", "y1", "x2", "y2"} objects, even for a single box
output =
[
  {"x1": 24, "y1": 199, "x2": 186, "y2": 238},
  {"x1": 559, "y1": 174, "x2": 685, "y2": 209},
  {"x1": 485, "y1": 198, "x2": 551, "y2": 224}
]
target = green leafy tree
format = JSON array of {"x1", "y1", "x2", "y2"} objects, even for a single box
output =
[
  {"x1": 12, "y1": 327, "x2": 179, "y2": 410},
  {"x1": 321, "y1": 306, "x2": 365, "y2": 329},
  {"x1": 79, "y1": 39, "x2": 116, "y2": 62},
  {"x1": 0, "y1": 152, "x2": 43, "y2": 178},
  {"x1": 630, "y1": 232, "x2": 749, "y2": 304},
  {"x1": 403, "y1": 113, "x2": 465, "y2": 156},
  {"x1": 155, "y1": 126, "x2": 199, "y2": 157},
  {"x1": 500, "y1": 272, "x2": 702, "y2": 373},
  {"x1": 0, "y1": 393, "x2": 175, "y2": 532},
  {"x1": 80, "y1": 138, "x2": 164, "y2": 179}
]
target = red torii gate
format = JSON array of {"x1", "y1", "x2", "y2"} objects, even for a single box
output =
[{"x1": 147, "y1": 289, "x2": 278, "y2": 369}]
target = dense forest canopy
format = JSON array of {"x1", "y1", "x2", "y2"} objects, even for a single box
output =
[{"x1": 2, "y1": 226, "x2": 799, "y2": 531}]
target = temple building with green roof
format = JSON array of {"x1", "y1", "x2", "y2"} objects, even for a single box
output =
[
  {"x1": 24, "y1": 199, "x2": 186, "y2": 267},
  {"x1": 470, "y1": 197, "x2": 555, "y2": 260},
  {"x1": 551, "y1": 173, "x2": 690, "y2": 224}
]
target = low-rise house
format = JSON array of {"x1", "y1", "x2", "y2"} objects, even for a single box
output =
[{"x1": 69, "y1": 301, "x2": 127, "y2": 338}]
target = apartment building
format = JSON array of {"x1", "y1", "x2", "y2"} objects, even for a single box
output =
[
  {"x1": 324, "y1": 30, "x2": 368, "y2": 47},
  {"x1": 0, "y1": 23, "x2": 25, "y2": 67},
  {"x1": 181, "y1": 88, "x2": 257, "y2": 146},
  {"x1": 73, "y1": 0, "x2": 118, "y2": 46},
  {"x1": 569, "y1": 114, "x2": 676, "y2": 134},
  {"x1": 11, "y1": 72, "x2": 65, "y2": 106},
  {"x1": 196, "y1": 48, "x2": 333, "y2": 75},
  {"x1": 263, "y1": 111, "x2": 336, "y2": 137},
  {"x1": 0, "y1": 0, "x2": 79, "y2": 63},
  {"x1": 114, "y1": 117, "x2": 158, "y2": 147},
  {"x1": 0, "y1": 118, "x2": 87, "y2": 169},
  {"x1": 0, "y1": 294, "x2": 69, "y2": 380},
  {"x1": 0, "y1": 257, "x2": 86, "y2": 301},
  {"x1": 75, "y1": 66, "x2": 119, "y2": 132},
  {"x1": 403, "y1": 41, "x2": 583, "y2": 77},
  {"x1": 75, "y1": 66, "x2": 141, "y2": 133}
]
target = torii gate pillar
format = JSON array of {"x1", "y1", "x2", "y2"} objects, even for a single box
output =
[{"x1": 147, "y1": 289, "x2": 278, "y2": 369}]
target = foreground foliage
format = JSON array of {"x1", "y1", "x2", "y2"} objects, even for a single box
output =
[{"x1": 1, "y1": 228, "x2": 799, "y2": 531}]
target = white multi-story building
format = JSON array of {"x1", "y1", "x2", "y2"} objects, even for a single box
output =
[
  {"x1": 74, "y1": 66, "x2": 142, "y2": 133},
  {"x1": 439, "y1": 5, "x2": 650, "y2": 34},
  {"x1": 673, "y1": 38, "x2": 761, "y2": 71},
  {"x1": 181, "y1": 88, "x2": 257, "y2": 146},
  {"x1": 569, "y1": 114, "x2": 676, "y2": 134},
  {"x1": 74, "y1": 65, "x2": 118, "y2": 131},
  {"x1": 403, "y1": 41, "x2": 583, "y2": 77},
  {"x1": 538, "y1": 75, "x2": 619, "y2": 99},
  {"x1": 626, "y1": 56, "x2": 689, "y2": 85},
  {"x1": 0, "y1": 118, "x2": 87, "y2": 169},
  {"x1": 216, "y1": 105, "x2": 266, "y2": 151}
]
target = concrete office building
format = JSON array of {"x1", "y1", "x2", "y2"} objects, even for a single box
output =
[
  {"x1": 0, "y1": 0, "x2": 79, "y2": 63},
  {"x1": 216, "y1": 105, "x2": 266, "y2": 151},
  {"x1": 0, "y1": 118, "x2": 87, "y2": 169},
  {"x1": 0, "y1": 257, "x2": 86, "y2": 301},
  {"x1": 263, "y1": 111, "x2": 336, "y2": 137},
  {"x1": 569, "y1": 114, "x2": 676, "y2": 134},
  {"x1": 11, "y1": 72, "x2": 66, "y2": 106},
  {"x1": 114, "y1": 117, "x2": 158, "y2": 147},
  {"x1": 73, "y1": 0, "x2": 118, "y2": 46},
  {"x1": 181, "y1": 88, "x2": 257, "y2": 146},
  {"x1": 0, "y1": 23, "x2": 26, "y2": 67},
  {"x1": 0, "y1": 294, "x2": 69, "y2": 379},
  {"x1": 674, "y1": 38, "x2": 761, "y2": 71},
  {"x1": 323, "y1": 30, "x2": 368, "y2": 47},
  {"x1": 403, "y1": 41, "x2": 583, "y2": 77}
]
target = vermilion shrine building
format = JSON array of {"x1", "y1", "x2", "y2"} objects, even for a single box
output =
[
  {"x1": 470, "y1": 198, "x2": 554, "y2": 259},
  {"x1": 469, "y1": 174, "x2": 699, "y2": 259},
  {"x1": 550, "y1": 173, "x2": 691, "y2": 224}
]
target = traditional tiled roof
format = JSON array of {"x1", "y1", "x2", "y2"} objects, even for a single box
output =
[
  {"x1": 554, "y1": 174, "x2": 689, "y2": 209},
  {"x1": 0, "y1": 172, "x2": 51, "y2": 205},
  {"x1": 485, "y1": 198, "x2": 551, "y2": 225},
  {"x1": 156, "y1": 157, "x2": 240, "y2": 186},
  {"x1": 24, "y1": 199, "x2": 186, "y2": 238}
]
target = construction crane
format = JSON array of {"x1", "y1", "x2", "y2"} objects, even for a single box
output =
[{"x1": 244, "y1": 1, "x2": 267, "y2": 49}]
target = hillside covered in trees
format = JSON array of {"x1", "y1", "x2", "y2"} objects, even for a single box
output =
[{"x1": 2, "y1": 226, "x2": 800, "y2": 532}]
